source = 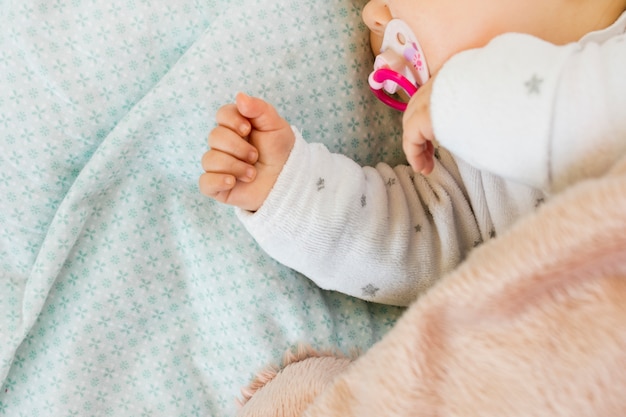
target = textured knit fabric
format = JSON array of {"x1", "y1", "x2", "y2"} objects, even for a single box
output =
[{"x1": 238, "y1": 130, "x2": 543, "y2": 306}]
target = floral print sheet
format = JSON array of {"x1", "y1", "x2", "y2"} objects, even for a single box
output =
[{"x1": 0, "y1": 0, "x2": 405, "y2": 415}]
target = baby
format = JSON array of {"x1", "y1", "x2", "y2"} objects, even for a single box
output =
[{"x1": 200, "y1": 0, "x2": 626, "y2": 306}]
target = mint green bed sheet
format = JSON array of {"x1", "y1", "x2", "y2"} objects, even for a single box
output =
[{"x1": 0, "y1": 0, "x2": 405, "y2": 415}]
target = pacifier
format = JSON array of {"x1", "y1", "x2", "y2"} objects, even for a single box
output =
[{"x1": 368, "y1": 19, "x2": 430, "y2": 111}]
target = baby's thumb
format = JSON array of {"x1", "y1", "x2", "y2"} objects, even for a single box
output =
[{"x1": 236, "y1": 92, "x2": 288, "y2": 133}]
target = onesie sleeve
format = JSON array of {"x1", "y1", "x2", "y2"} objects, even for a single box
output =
[
  {"x1": 431, "y1": 28, "x2": 626, "y2": 192},
  {"x1": 236, "y1": 128, "x2": 482, "y2": 306}
]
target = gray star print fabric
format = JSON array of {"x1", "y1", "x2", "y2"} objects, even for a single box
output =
[{"x1": 0, "y1": 0, "x2": 405, "y2": 415}]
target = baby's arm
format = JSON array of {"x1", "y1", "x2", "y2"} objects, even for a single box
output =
[
  {"x1": 236, "y1": 131, "x2": 483, "y2": 306},
  {"x1": 199, "y1": 93, "x2": 294, "y2": 212},
  {"x1": 430, "y1": 26, "x2": 626, "y2": 192}
]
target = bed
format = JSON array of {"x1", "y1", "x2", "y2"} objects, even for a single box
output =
[{"x1": 0, "y1": 0, "x2": 405, "y2": 415}]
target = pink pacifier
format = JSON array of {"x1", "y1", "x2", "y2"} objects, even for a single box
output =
[{"x1": 368, "y1": 19, "x2": 430, "y2": 111}]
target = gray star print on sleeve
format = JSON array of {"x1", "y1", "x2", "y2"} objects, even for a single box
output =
[
  {"x1": 525, "y1": 74, "x2": 543, "y2": 95},
  {"x1": 362, "y1": 284, "x2": 380, "y2": 297}
]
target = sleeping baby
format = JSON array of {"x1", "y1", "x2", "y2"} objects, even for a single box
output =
[{"x1": 199, "y1": 0, "x2": 626, "y2": 306}]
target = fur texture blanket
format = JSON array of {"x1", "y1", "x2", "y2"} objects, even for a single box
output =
[{"x1": 238, "y1": 156, "x2": 626, "y2": 417}]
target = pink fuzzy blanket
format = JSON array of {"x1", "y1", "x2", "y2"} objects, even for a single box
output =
[{"x1": 239, "y1": 156, "x2": 626, "y2": 417}]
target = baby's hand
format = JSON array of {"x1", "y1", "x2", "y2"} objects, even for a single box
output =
[
  {"x1": 402, "y1": 75, "x2": 436, "y2": 175},
  {"x1": 199, "y1": 93, "x2": 295, "y2": 212}
]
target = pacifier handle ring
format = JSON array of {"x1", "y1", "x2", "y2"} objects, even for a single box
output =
[{"x1": 369, "y1": 68, "x2": 419, "y2": 112}]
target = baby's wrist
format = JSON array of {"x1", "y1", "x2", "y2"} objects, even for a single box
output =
[{"x1": 239, "y1": 126, "x2": 301, "y2": 213}]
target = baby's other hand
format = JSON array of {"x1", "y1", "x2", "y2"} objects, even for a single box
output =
[
  {"x1": 199, "y1": 93, "x2": 295, "y2": 212},
  {"x1": 402, "y1": 75, "x2": 436, "y2": 175}
]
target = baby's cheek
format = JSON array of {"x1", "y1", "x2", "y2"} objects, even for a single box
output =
[{"x1": 369, "y1": 31, "x2": 383, "y2": 56}]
